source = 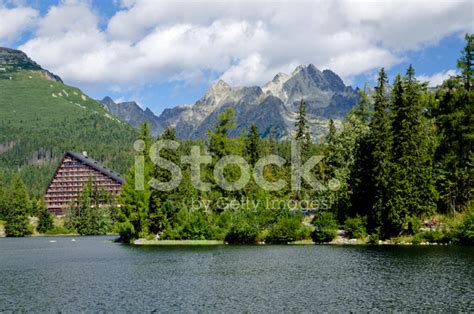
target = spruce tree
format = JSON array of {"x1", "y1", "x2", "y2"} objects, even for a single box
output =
[
  {"x1": 37, "y1": 199, "x2": 54, "y2": 234},
  {"x1": 149, "y1": 127, "x2": 180, "y2": 234},
  {"x1": 433, "y1": 34, "x2": 473, "y2": 214},
  {"x1": 295, "y1": 99, "x2": 311, "y2": 159},
  {"x1": 5, "y1": 176, "x2": 32, "y2": 237},
  {"x1": 245, "y1": 124, "x2": 261, "y2": 167},
  {"x1": 367, "y1": 68, "x2": 392, "y2": 232},
  {"x1": 457, "y1": 34, "x2": 473, "y2": 91},
  {"x1": 326, "y1": 119, "x2": 337, "y2": 145},
  {"x1": 116, "y1": 122, "x2": 154, "y2": 242},
  {"x1": 346, "y1": 90, "x2": 373, "y2": 221},
  {"x1": 386, "y1": 66, "x2": 436, "y2": 237}
]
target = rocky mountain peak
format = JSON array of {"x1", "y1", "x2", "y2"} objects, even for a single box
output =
[
  {"x1": 0, "y1": 47, "x2": 63, "y2": 82},
  {"x1": 201, "y1": 79, "x2": 232, "y2": 106}
]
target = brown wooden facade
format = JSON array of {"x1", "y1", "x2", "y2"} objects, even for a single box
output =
[{"x1": 45, "y1": 151, "x2": 124, "y2": 215}]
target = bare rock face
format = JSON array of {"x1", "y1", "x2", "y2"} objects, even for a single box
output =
[
  {"x1": 0, "y1": 47, "x2": 63, "y2": 83},
  {"x1": 102, "y1": 64, "x2": 360, "y2": 140},
  {"x1": 101, "y1": 97, "x2": 163, "y2": 136}
]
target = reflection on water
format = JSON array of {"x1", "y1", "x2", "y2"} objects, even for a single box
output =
[{"x1": 0, "y1": 236, "x2": 473, "y2": 312}]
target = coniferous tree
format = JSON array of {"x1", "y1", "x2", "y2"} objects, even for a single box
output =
[
  {"x1": 433, "y1": 34, "x2": 473, "y2": 214},
  {"x1": 386, "y1": 66, "x2": 436, "y2": 237},
  {"x1": 326, "y1": 119, "x2": 337, "y2": 145},
  {"x1": 208, "y1": 108, "x2": 236, "y2": 160},
  {"x1": 36, "y1": 198, "x2": 54, "y2": 233},
  {"x1": 0, "y1": 178, "x2": 7, "y2": 220},
  {"x1": 149, "y1": 127, "x2": 181, "y2": 234},
  {"x1": 116, "y1": 122, "x2": 154, "y2": 242},
  {"x1": 295, "y1": 99, "x2": 311, "y2": 158},
  {"x1": 245, "y1": 124, "x2": 261, "y2": 167},
  {"x1": 346, "y1": 90, "x2": 373, "y2": 220},
  {"x1": 5, "y1": 176, "x2": 32, "y2": 237},
  {"x1": 457, "y1": 34, "x2": 473, "y2": 91},
  {"x1": 367, "y1": 68, "x2": 391, "y2": 232}
]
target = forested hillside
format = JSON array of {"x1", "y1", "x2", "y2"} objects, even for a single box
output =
[{"x1": 0, "y1": 48, "x2": 138, "y2": 195}]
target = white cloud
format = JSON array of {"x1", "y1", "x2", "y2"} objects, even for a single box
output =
[
  {"x1": 13, "y1": 0, "x2": 474, "y2": 89},
  {"x1": 417, "y1": 69, "x2": 458, "y2": 87},
  {"x1": 0, "y1": 5, "x2": 37, "y2": 43}
]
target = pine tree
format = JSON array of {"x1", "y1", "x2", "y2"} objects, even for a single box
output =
[
  {"x1": 295, "y1": 99, "x2": 311, "y2": 158},
  {"x1": 5, "y1": 176, "x2": 32, "y2": 237},
  {"x1": 36, "y1": 198, "x2": 54, "y2": 234},
  {"x1": 245, "y1": 124, "x2": 261, "y2": 167}
]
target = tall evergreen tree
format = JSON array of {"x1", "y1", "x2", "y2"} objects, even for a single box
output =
[
  {"x1": 386, "y1": 66, "x2": 436, "y2": 237},
  {"x1": 208, "y1": 108, "x2": 236, "y2": 160},
  {"x1": 36, "y1": 198, "x2": 54, "y2": 234},
  {"x1": 116, "y1": 122, "x2": 154, "y2": 242},
  {"x1": 367, "y1": 68, "x2": 392, "y2": 231},
  {"x1": 149, "y1": 127, "x2": 181, "y2": 234},
  {"x1": 245, "y1": 124, "x2": 261, "y2": 167},
  {"x1": 433, "y1": 34, "x2": 473, "y2": 214},
  {"x1": 326, "y1": 119, "x2": 337, "y2": 145},
  {"x1": 457, "y1": 34, "x2": 473, "y2": 91},
  {"x1": 5, "y1": 176, "x2": 32, "y2": 237},
  {"x1": 295, "y1": 99, "x2": 311, "y2": 158}
]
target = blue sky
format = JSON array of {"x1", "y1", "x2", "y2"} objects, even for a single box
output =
[{"x1": 0, "y1": 0, "x2": 472, "y2": 114}]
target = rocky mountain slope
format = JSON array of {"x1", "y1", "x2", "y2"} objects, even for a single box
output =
[
  {"x1": 101, "y1": 96, "x2": 162, "y2": 136},
  {"x1": 102, "y1": 64, "x2": 359, "y2": 140}
]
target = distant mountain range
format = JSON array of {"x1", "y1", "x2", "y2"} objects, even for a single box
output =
[{"x1": 101, "y1": 64, "x2": 360, "y2": 140}]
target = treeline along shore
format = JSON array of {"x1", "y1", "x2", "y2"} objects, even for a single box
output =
[{"x1": 0, "y1": 35, "x2": 472, "y2": 245}]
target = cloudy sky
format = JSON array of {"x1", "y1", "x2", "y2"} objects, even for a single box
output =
[{"x1": 0, "y1": 0, "x2": 472, "y2": 113}]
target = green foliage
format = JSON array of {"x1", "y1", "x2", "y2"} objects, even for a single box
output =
[
  {"x1": 457, "y1": 33, "x2": 473, "y2": 91},
  {"x1": 5, "y1": 176, "x2": 32, "y2": 237},
  {"x1": 344, "y1": 216, "x2": 367, "y2": 239},
  {"x1": 116, "y1": 122, "x2": 154, "y2": 242},
  {"x1": 457, "y1": 207, "x2": 474, "y2": 245},
  {"x1": 0, "y1": 177, "x2": 7, "y2": 220},
  {"x1": 36, "y1": 200, "x2": 54, "y2": 233},
  {"x1": 295, "y1": 99, "x2": 311, "y2": 159},
  {"x1": 267, "y1": 216, "x2": 310, "y2": 244},
  {"x1": 225, "y1": 221, "x2": 260, "y2": 244},
  {"x1": 0, "y1": 69, "x2": 137, "y2": 197},
  {"x1": 245, "y1": 124, "x2": 261, "y2": 167},
  {"x1": 311, "y1": 212, "x2": 338, "y2": 243},
  {"x1": 164, "y1": 208, "x2": 216, "y2": 240},
  {"x1": 64, "y1": 179, "x2": 114, "y2": 236}
]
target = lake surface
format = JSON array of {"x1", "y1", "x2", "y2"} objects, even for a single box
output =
[{"x1": 0, "y1": 236, "x2": 472, "y2": 312}]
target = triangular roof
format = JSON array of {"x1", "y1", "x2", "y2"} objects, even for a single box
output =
[{"x1": 64, "y1": 151, "x2": 125, "y2": 184}]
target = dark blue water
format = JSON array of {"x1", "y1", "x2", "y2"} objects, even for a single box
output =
[{"x1": 0, "y1": 236, "x2": 473, "y2": 312}]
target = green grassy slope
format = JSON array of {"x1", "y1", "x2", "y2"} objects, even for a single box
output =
[{"x1": 0, "y1": 69, "x2": 138, "y2": 195}]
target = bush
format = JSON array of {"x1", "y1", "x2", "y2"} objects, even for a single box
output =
[
  {"x1": 37, "y1": 207, "x2": 54, "y2": 234},
  {"x1": 225, "y1": 220, "x2": 259, "y2": 244},
  {"x1": 344, "y1": 216, "x2": 367, "y2": 239},
  {"x1": 457, "y1": 208, "x2": 474, "y2": 245},
  {"x1": 311, "y1": 212, "x2": 338, "y2": 243},
  {"x1": 44, "y1": 225, "x2": 72, "y2": 235},
  {"x1": 267, "y1": 216, "x2": 311, "y2": 244}
]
